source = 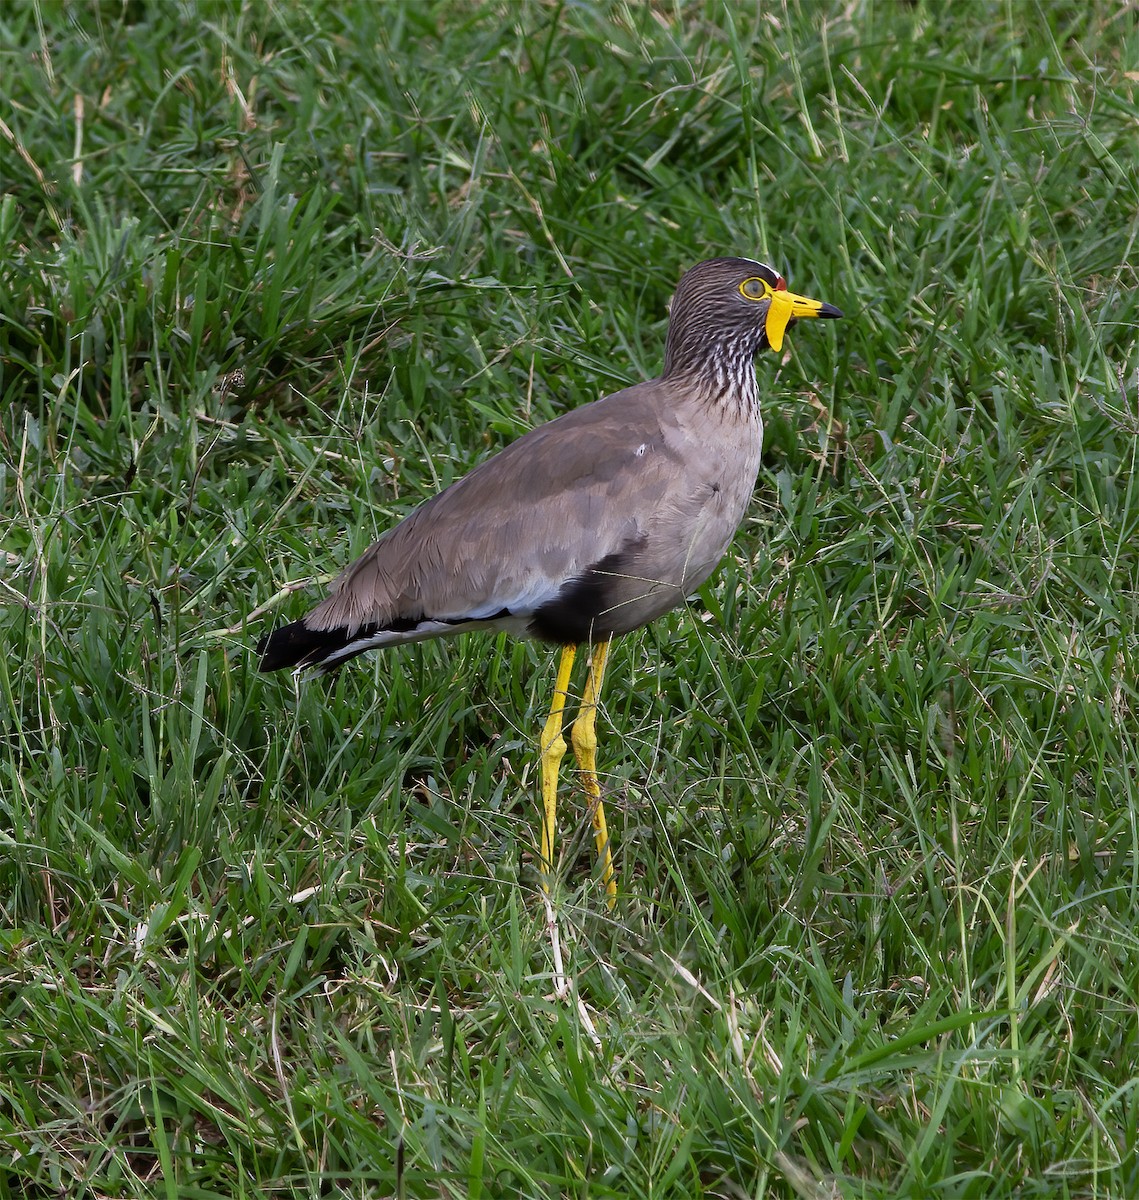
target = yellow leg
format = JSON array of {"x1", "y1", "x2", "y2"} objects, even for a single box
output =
[
  {"x1": 571, "y1": 639, "x2": 616, "y2": 907},
  {"x1": 539, "y1": 644, "x2": 576, "y2": 890}
]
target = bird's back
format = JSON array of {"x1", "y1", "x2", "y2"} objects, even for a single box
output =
[{"x1": 294, "y1": 374, "x2": 762, "y2": 652}]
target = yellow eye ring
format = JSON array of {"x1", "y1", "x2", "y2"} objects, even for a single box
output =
[{"x1": 739, "y1": 277, "x2": 772, "y2": 301}]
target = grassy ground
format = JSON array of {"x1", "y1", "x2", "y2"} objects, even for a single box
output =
[{"x1": 3, "y1": 0, "x2": 1139, "y2": 1196}]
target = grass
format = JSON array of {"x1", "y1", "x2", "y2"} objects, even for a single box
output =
[{"x1": 2, "y1": 0, "x2": 1139, "y2": 1195}]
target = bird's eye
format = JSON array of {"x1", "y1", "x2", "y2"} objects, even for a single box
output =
[{"x1": 739, "y1": 277, "x2": 771, "y2": 301}]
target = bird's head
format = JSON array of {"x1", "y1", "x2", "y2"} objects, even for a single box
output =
[{"x1": 662, "y1": 257, "x2": 842, "y2": 386}]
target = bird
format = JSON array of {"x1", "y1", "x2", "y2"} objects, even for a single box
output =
[{"x1": 256, "y1": 257, "x2": 841, "y2": 905}]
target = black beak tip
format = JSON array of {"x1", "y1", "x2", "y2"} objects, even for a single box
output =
[{"x1": 819, "y1": 302, "x2": 843, "y2": 320}]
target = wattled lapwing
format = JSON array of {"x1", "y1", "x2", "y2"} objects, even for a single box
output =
[{"x1": 257, "y1": 258, "x2": 842, "y2": 905}]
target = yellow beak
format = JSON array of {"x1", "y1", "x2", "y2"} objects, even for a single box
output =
[{"x1": 766, "y1": 288, "x2": 843, "y2": 352}]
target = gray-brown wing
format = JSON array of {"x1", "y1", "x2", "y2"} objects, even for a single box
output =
[{"x1": 311, "y1": 372, "x2": 760, "y2": 635}]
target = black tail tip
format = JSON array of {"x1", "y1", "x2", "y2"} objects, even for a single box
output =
[{"x1": 257, "y1": 619, "x2": 348, "y2": 673}]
